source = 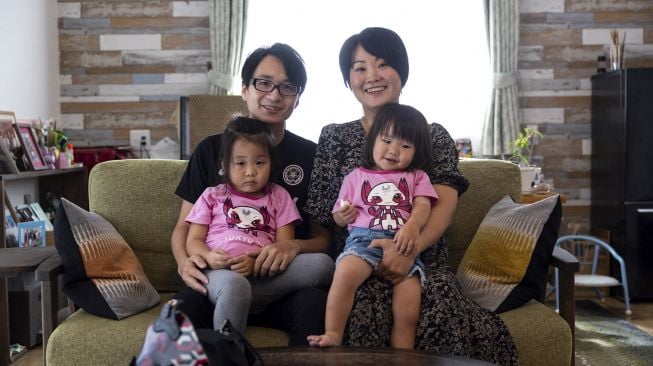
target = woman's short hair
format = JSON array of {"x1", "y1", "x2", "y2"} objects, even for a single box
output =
[
  {"x1": 241, "y1": 43, "x2": 308, "y2": 95},
  {"x1": 220, "y1": 117, "x2": 278, "y2": 182},
  {"x1": 339, "y1": 27, "x2": 409, "y2": 88},
  {"x1": 363, "y1": 103, "x2": 434, "y2": 172}
]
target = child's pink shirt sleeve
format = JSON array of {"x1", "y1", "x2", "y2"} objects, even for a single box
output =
[
  {"x1": 414, "y1": 170, "x2": 439, "y2": 206},
  {"x1": 185, "y1": 187, "x2": 214, "y2": 225},
  {"x1": 332, "y1": 173, "x2": 354, "y2": 214}
]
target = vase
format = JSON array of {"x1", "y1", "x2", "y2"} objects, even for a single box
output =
[{"x1": 520, "y1": 166, "x2": 541, "y2": 193}]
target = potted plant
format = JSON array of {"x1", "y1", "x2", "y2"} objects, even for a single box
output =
[{"x1": 509, "y1": 127, "x2": 543, "y2": 192}]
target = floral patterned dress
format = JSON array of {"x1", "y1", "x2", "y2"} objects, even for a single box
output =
[{"x1": 305, "y1": 120, "x2": 519, "y2": 365}]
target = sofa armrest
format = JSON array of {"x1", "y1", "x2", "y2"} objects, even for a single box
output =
[{"x1": 550, "y1": 246, "x2": 580, "y2": 365}]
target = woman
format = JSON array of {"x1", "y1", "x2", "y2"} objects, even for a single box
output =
[
  {"x1": 305, "y1": 27, "x2": 518, "y2": 364},
  {"x1": 171, "y1": 43, "x2": 332, "y2": 346}
]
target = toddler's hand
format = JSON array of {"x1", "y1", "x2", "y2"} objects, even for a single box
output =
[
  {"x1": 206, "y1": 248, "x2": 230, "y2": 270},
  {"x1": 334, "y1": 199, "x2": 357, "y2": 226},
  {"x1": 229, "y1": 255, "x2": 255, "y2": 276},
  {"x1": 394, "y1": 222, "x2": 419, "y2": 255}
]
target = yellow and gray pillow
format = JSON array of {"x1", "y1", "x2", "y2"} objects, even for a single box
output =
[{"x1": 456, "y1": 195, "x2": 561, "y2": 313}]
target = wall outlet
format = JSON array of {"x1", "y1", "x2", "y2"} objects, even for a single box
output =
[{"x1": 129, "y1": 129, "x2": 151, "y2": 153}]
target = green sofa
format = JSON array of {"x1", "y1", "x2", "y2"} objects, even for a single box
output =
[{"x1": 42, "y1": 158, "x2": 577, "y2": 365}]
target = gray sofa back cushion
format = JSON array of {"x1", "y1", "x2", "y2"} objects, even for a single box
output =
[
  {"x1": 89, "y1": 159, "x2": 188, "y2": 292},
  {"x1": 87, "y1": 158, "x2": 520, "y2": 292}
]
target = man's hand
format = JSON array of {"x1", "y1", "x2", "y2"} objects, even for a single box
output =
[
  {"x1": 369, "y1": 238, "x2": 416, "y2": 285},
  {"x1": 179, "y1": 254, "x2": 209, "y2": 295},
  {"x1": 251, "y1": 239, "x2": 300, "y2": 277},
  {"x1": 229, "y1": 254, "x2": 255, "y2": 276}
]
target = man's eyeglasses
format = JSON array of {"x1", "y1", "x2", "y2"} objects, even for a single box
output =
[{"x1": 249, "y1": 78, "x2": 301, "y2": 96}]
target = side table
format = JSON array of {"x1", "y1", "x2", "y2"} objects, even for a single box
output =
[{"x1": 0, "y1": 247, "x2": 60, "y2": 365}]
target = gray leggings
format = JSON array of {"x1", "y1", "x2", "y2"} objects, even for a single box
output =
[{"x1": 205, "y1": 253, "x2": 334, "y2": 332}]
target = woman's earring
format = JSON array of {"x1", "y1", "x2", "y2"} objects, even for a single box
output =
[{"x1": 218, "y1": 167, "x2": 225, "y2": 176}]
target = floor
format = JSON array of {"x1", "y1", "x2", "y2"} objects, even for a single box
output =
[{"x1": 9, "y1": 296, "x2": 652, "y2": 366}]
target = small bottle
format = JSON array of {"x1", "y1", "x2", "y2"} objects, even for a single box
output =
[
  {"x1": 597, "y1": 55, "x2": 607, "y2": 74},
  {"x1": 67, "y1": 143, "x2": 74, "y2": 164}
]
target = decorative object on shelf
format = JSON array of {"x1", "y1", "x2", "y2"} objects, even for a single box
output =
[
  {"x1": 455, "y1": 138, "x2": 473, "y2": 158},
  {"x1": 17, "y1": 220, "x2": 46, "y2": 247},
  {"x1": 609, "y1": 29, "x2": 626, "y2": 71},
  {"x1": 15, "y1": 122, "x2": 48, "y2": 170},
  {"x1": 509, "y1": 127, "x2": 544, "y2": 192},
  {"x1": 0, "y1": 111, "x2": 23, "y2": 173}
]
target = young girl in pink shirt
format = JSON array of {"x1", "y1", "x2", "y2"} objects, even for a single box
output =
[
  {"x1": 308, "y1": 103, "x2": 437, "y2": 349},
  {"x1": 185, "y1": 117, "x2": 333, "y2": 332}
]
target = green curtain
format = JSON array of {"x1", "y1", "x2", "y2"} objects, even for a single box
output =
[
  {"x1": 208, "y1": 0, "x2": 248, "y2": 95},
  {"x1": 480, "y1": 0, "x2": 521, "y2": 157}
]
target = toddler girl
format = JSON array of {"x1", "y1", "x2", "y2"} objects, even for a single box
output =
[
  {"x1": 308, "y1": 103, "x2": 437, "y2": 349},
  {"x1": 186, "y1": 116, "x2": 333, "y2": 332}
]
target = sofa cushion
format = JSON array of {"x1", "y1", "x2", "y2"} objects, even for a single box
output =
[
  {"x1": 46, "y1": 293, "x2": 289, "y2": 366},
  {"x1": 456, "y1": 194, "x2": 561, "y2": 313},
  {"x1": 54, "y1": 198, "x2": 160, "y2": 319}
]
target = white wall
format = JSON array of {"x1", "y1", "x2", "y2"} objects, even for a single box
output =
[{"x1": 0, "y1": 0, "x2": 60, "y2": 121}]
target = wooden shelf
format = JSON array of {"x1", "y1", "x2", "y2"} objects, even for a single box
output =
[{"x1": 1, "y1": 167, "x2": 88, "y2": 249}]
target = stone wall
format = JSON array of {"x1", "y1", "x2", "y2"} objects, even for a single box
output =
[
  {"x1": 57, "y1": 0, "x2": 211, "y2": 146},
  {"x1": 56, "y1": 0, "x2": 653, "y2": 232},
  {"x1": 518, "y1": 0, "x2": 653, "y2": 233}
]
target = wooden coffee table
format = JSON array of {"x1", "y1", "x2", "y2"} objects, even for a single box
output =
[{"x1": 258, "y1": 347, "x2": 494, "y2": 365}]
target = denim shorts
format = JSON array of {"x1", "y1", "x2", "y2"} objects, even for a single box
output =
[{"x1": 337, "y1": 227, "x2": 425, "y2": 284}]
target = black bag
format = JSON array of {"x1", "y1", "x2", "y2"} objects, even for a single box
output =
[{"x1": 133, "y1": 299, "x2": 263, "y2": 366}]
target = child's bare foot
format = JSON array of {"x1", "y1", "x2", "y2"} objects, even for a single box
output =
[{"x1": 307, "y1": 331, "x2": 341, "y2": 347}]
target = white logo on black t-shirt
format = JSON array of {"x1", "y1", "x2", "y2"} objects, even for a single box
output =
[{"x1": 283, "y1": 165, "x2": 303, "y2": 186}]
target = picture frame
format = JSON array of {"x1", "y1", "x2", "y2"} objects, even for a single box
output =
[
  {"x1": 15, "y1": 204, "x2": 37, "y2": 222},
  {"x1": 0, "y1": 111, "x2": 22, "y2": 173},
  {"x1": 15, "y1": 122, "x2": 48, "y2": 170},
  {"x1": 29, "y1": 202, "x2": 53, "y2": 231},
  {"x1": 4, "y1": 192, "x2": 19, "y2": 247},
  {"x1": 17, "y1": 220, "x2": 46, "y2": 247},
  {"x1": 4, "y1": 191, "x2": 19, "y2": 225}
]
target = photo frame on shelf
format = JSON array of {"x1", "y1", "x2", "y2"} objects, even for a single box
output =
[
  {"x1": 0, "y1": 111, "x2": 22, "y2": 173},
  {"x1": 29, "y1": 202, "x2": 53, "y2": 231},
  {"x1": 17, "y1": 220, "x2": 46, "y2": 247},
  {"x1": 15, "y1": 122, "x2": 48, "y2": 170},
  {"x1": 15, "y1": 204, "x2": 37, "y2": 222},
  {"x1": 4, "y1": 193, "x2": 19, "y2": 247},
  {"x1": 4, "y1": 191, "x2": 19, "y2": 224}
]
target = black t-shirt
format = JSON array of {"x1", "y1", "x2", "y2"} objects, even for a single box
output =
[{"x1": 175, "y1": 130, "x2": 317, "y2": 239}]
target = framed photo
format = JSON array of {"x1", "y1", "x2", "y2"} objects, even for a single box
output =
[
  {"x1": 17, "y1": 220, "x2": 46, "y2": 247},
  {"x1": 29, "y1": 202, "x2": 53, "y2": 231},
  {"x1": 15, "y1": 122, "x2": 48, "y2": 170},
  {"x1": 4, "y1": 210, "x2": 18, "y2": 247},
  {"x1": 3, "y1": 191, "x2": 19, "y2": 223},
  {"x1": 15, "y1": 204, "x2": 37, "y2": 222},
  {"x1": 0, "y1": 111, "x2": 22, "y2": 173}
]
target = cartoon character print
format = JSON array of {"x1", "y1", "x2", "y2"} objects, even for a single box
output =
[
  {"x1": 223, "y1": 197, "x2": 272, "y2": 236},
  {"x1": 361, "y1": 178, "x2": 412, "y2": 231}
]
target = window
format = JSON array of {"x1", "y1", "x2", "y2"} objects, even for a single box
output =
[{"x1": 240, "y1": 1, "x2": 489, "y2": 153}]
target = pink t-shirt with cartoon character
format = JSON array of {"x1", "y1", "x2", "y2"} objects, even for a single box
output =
[
  {"x1": 186, "y1": 183, "x2": 301, "y2": 257},
  {"x1": 333, "y1": 167, "x2": 438, "y2": 232}
]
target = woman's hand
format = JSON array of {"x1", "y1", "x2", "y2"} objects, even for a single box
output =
[
  {"x1": 369, "y1": 238, "x2": 417, "y2": 285},
  {"x1": 205, "y1": 248, "x2": 231, "y2": 270},
  {"x1": 229, "y1": 254, "x2": 255, "y2": 277},
  {"x1": 179, "y1": 254, "x2": 209, "y2": 295},
  {"x1": 250, "y1": 239, "x2": 300, "y2": 277}
]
